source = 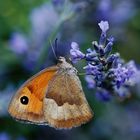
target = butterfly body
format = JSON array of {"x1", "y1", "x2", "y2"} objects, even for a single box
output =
[{"x1": 8, "y1": 57, "x2": 93, "y2": 129}]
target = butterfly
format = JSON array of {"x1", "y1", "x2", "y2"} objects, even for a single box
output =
[{"x1": 8, "y1": 57, "x2": 93, "y2": 129}]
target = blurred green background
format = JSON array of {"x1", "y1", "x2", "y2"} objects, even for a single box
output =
[{"x1": 0, "y1": 0, "x2": 140, "y2": 140}]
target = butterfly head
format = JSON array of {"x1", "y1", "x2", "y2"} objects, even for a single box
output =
[{"x1": 58, "y1": 56, "x2": 77, "y2": 74}]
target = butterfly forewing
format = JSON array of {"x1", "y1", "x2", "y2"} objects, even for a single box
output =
[{"x1": 8, "y1": 66, "x2": 58, "y2": 124}]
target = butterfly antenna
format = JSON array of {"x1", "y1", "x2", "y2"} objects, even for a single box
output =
[
  {"x1": 49, "y1": 39, "x2": 58, "y2": 60},
  {"x1": 54, "y1": 38, "x2": 58, "y2": 59}
]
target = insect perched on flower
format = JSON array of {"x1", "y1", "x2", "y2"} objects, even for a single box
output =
[{"x1": 70, "y1": 20, "x2": 139, "y2": 101}]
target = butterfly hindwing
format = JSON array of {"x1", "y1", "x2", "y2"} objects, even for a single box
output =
[{"x1": 43, "y1": 70, "x2": 93, "y2": 129}]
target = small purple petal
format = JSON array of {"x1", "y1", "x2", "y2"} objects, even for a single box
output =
[
  {"x1": 98, "y1": 20, "x2": 109, "y2": 33},
  {"x1": 107, "y1": 36, "x2": 115, "y2": 43},
  {"x1": 70, "y1": 42, "x2": 85, "y2": 63},
  {"x1": 92, "y1": 41, "x2": 100, "y2": 53},
  {"x1": 96, "y1": 88, "x2": 111, "y2": 101},
  {"x1": 86, "y1": 48, "x2": 97, "y2": 61},
  {"x1": 85, "y1": 75, "x2": 95, "y2": 89},
  {"x1": 84, "y1": 63, "x2": 100, "y2": 75},
  {"x1": 98, "y1": 21, "x2": 109, "y2": 45},
  {"x1": 104, "y1": 41, "x2": 113, "y2": 55},
  {"x1": 71, "y1": 42, "x2": 79, "y2": 49}
]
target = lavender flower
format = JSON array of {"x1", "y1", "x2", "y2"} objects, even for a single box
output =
[
  {"x1": 98, "y1": 21, "x2": 109, "y2": 45},
  {"x1": 96, "y1": 0, "x2": 136, "y2": 25},
  {"x1": 70, "y1": 20, "x2": 139, "y2": 101},
  {"x1": 70, "y1": 42, "x2": 85, "y2": 63},
  {"x1": 109, "y1": 64, "x2": 130, "y2": 88},
  {"x1": 85, "y1": 75, "x2": 95, "y2": 89},
  {"x1": 98, "y1": 21, "x2": 109, "y2": 33},
  {"x1": 96, "y1": 88, "x2": 111, "y2": 101},
  {"x1": 9, "y1": 33, "x2": 28, "y2": 54}
]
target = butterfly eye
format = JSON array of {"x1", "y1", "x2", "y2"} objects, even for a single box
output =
[{"x1": 20, "y1": 96, "x2": 29, "y2": 105}]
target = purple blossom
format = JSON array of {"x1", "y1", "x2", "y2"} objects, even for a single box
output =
[
  {"x1": 84, "y1": 64, "x2": 105, "y2": 87},
  {"x1": 86, "y1": 48, "x2": 97, "y2": 61},
  {"x1": 92, "y1": 41, "x2": 100, "y2": 53},
  {"x1": 85, "y1": 75, "x2": 95, "y2": 89},
  {"x1": 104, "y1": 37, "x2": 114, "y2": 55},
  {"x1": 98, "y1": 21, "x2": 109, "y2": 33},
  {"x1": 70, "y1": 42, "x2": 85, "y2": 63},
  {"x1": 107, "y1": 36, "x2": 115, "y2": 42},
  {"x1": 9, "y1": 33, "x2": 28, "y2": 54},
  {"x1": 96, "y1": 0, "x2": 136, "y2": 25},
  {"x1": 98, "y1": 21, "x2": 109, "y2": 45},
  {"x1": 70, "y1": 20, "x2": 139, "y2": 101},
  {"x1": 109, "y1": 62, "x2": 136, "y2": 89},
  {"x1": 96, "y1": 88, "x2": 111, "y2": 101},
  {"x1": 84, "y1": 63, "x2": 101, "y2": 75}
]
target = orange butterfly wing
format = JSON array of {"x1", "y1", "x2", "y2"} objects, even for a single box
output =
[{"x1": 8, "y1": 66, "x2": 58, "y2": 124}]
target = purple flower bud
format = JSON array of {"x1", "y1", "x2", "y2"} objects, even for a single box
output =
[
  {"x1": 92, "y1": 41, "x2": 100, "y2": 53},
  {"x1": 85, "y1": 48, "x2": 97, "y2": 61},
  {"x1": 107, "y1": 36, "x2": 115, "y2": 42},
  {"x1": 106, "y1": 54, "x2": 119, "y2": 69},
  {"x1": 98, "y1": 21, "x2": 109, "y2": 33},
  {"x1": 96, "y1": 88, "x2": 111, "y2": 101},
  {"x1": 98, "y1": 21, "x2": 109, "y2": 45},
  {"x1": 99, "y1": 46, "x2": 105, "y2": 56},
  {"x1": 70, "y1": 42, "x2": 85, "y2": 63},
  {"x1": 107, "y1": 54, "x2": 116, "y2": 63},
  {"x1": 84, "y1": 63, "x2": 101, "y2": 75},
  {"x1": 71, "y1": 42, "x2": 79, "y2": 49},
  {"x1": 111, "y1": 53, "x2": 121, "y2": 68},
  {"x1": 104, "y1": 41, "x2": 113, "y2": 55},
  {"x1": 85, "y1": 75, "x2": 95, "y2": 89}
]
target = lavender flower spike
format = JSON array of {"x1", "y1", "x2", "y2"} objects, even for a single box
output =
[
  {"x1": 70, "y1": 20, "x2": 139, "y2": 101},
  {"x1": 70, "y1": 42, "x2": 85, "y2": 63}
]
